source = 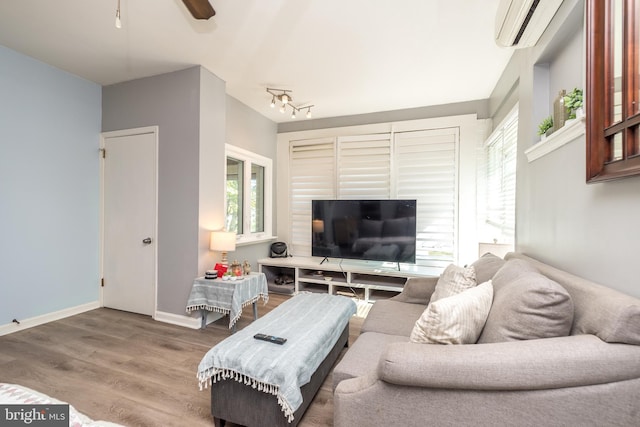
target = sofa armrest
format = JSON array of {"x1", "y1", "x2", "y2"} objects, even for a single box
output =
[
  {"x1": 390, "y1": 276, "x2": 438, "y2": 304},
  {"x1": 378, "y1": 335, "x2": 640, "y2": 390}
]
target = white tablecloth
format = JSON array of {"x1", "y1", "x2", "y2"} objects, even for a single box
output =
[{"x1": 186, "y1": 272, "x2": 268, "y2": 328}]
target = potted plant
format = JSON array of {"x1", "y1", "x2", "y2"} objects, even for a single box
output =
[
  {"x1": 563, "y1": 88, "x2": 584, "y2": 119},
  {"x1": 538, "y1": 116, "x2": 554, "y2": 139}
]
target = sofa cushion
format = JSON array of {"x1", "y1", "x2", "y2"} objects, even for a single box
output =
[
  {"x1": 410, "y1": 281, "x2": 493, "y2": 344},
  {"x1": 361, "y1": 299, "x2": 427, "y2": 336},
  {"x1": 471, "y1": 252, "x2": 506, "y2": 284},
  {"x1": 491, "y1": 258, "x2": 539, "y2": 292},
  {"x1": 506, "y1": 252, "x2": 640, "y2": 345},
  {"x1": 332, "y1": 332, "x2": 409, "y2": 390},
  {"x1": 429, "y1": 263, "x2": 477, "y2": 303},
  {"x1": 478, "y1": 262, "x2": 574, "y2": 343}
]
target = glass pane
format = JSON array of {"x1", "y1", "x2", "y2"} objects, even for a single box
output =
[
  {"x1": 633, "y1": 125, "x2": 640, "y2": 157},
  {"x1": 226, "y1": 157, "x2": 243, "y2": 234},
  {"x1": 250, "y1": 164, "x2": 265, "y2": 233},
  {"x1": 610, "y1": 133, "x2": 624, "y2": 161},
  {"x1": 610, "y1": 0, "x2": 624, "y2": 123}
]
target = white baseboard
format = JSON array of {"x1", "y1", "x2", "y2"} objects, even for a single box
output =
[
  {"x1": 154, "y1": 310, "x2": 202, "y2": 329},
  {"x1": 0, "y1": 301, "x2": 100, "y2": 336},
  {"x1": 154, "y1": 310, "x2": 224, "y2": 329}
]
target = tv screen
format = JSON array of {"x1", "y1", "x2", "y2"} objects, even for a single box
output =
[{"x1": 311, "y1": 199, "x2": 417, "y2": 264}]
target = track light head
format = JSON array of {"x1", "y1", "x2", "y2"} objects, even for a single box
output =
[{"x1": 266, "y1": 88, "x2": 314, "y2": 120}]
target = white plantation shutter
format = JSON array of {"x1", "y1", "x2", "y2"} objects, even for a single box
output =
[
  {"x1": 395, "y1": 128, "x2": 458, "y2": 268},
  {"x1": 337, "y1": 134, "x2": 391, "y2": 199},
  {"x1": 288, "y1": 129, "x2": 459, "y2": 268},
  {"x1": 482, "y1": 109, "x2": 517, "y2": 243},
  {"x1": 289, "y1": 138, "x2": 336, "y2": 255}
]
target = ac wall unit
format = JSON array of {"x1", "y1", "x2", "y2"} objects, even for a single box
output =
[{"x1": 495, "y1": 0, "x2": 564, "y2": 48}]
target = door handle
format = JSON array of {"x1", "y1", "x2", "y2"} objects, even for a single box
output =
[{"x1": 142, "y1": 237, "x2": 152, "y2": 245}]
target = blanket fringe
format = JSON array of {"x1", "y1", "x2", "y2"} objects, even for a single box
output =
[{"x1": 197, "y1": 367, "x2": 294, "y2": 423}]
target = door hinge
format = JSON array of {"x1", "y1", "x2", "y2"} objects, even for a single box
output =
[
  {"x1": 99, "y1": 148, "x2": 106, "y2": 159},
  {"x1": 101, "y1": 277, "x2": 105, "y2": 287}
]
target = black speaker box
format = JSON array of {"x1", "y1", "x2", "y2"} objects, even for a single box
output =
[{"x1": 270, "y1": 242, "x2": 288, "y2": 258}]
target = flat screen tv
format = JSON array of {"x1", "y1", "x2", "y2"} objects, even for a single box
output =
[{"x1": 311, "y1": 199, "x2": 417, "y2": 264}]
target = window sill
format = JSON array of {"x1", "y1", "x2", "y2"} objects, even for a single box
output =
[
  {"x1": 525, "y1": 116, "x2": 585, "y2": 163},
  {"x1": 236, "y1": 235, "x2": 278, "y2": 247}
]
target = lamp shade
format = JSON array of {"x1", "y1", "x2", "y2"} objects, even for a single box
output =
[
  {"x1": 210, "y1": 231, "x2": 236, "y2": 252},
  {"x1": 312, "y1": 219, "x2": 325, "y2": 233}
]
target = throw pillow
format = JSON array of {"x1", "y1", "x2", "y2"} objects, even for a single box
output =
[
  {"x1": 429, "y1": 264, "x2": 477, "y2": 303},
  {"x1": 470, "y1": 252, "x2": 506, "y2": 284},
  {"x1": 477, "y1": 269, "x2": 574, "y2": 343},
  {"x1": 410, "y1": 281, "x2": 494, "y2": 344},
  {"x1": 490, "y1": 258, "x2": 539, "y2": 293}
]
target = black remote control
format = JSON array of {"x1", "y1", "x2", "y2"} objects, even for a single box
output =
[{"x1": 253, "y1": 333, "x2": 287, "y2": 345}]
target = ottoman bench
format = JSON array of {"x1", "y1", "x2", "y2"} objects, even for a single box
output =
[{"x1": 197, "y1": 293, "x2": 356, "y2": 427}]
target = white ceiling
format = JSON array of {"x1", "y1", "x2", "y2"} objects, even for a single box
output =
[{"x1": 0, "y1": 0, "x2": 513, "y2": 123}]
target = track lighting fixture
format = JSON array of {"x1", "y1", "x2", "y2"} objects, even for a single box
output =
[
  {"x1": 115, "y1": 0, "x2": 122, "y2": 29},
  {"x1": 266, "y1": 88, "x2": 314, "y2": 120}
]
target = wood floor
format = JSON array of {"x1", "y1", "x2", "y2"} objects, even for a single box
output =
[{"x1": 0, "y1": 294, "x2": 364, "y2": 427}]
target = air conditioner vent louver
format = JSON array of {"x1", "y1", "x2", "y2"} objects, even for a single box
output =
[{"x1": 495, "y1": 0, "x2": 563, "y2": 48}]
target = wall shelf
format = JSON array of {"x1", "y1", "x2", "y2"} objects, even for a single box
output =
[{"x1": 526, "y1": 116, "x2": 585, "y2": 163}]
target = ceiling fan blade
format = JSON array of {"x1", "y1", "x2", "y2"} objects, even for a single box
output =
[{"x1": 182, "y1": 0, "x2": 216, "y2": 20}]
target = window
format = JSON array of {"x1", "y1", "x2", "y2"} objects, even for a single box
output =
[
  {"x1": 225, "y1": 144, "x2": 272, "y2": 242},
  {"x1": 478, "y1": 107, "x2": 518, "y2": 246},
  {"x1": 289, "y1": 128, "x2": 459, "y2": 268},
  {"x1": 586, "y1": 0, "x2": 640, "y2": 182},
  {"x1": 395, "y1": 129, "x2": 458, "y2": 268}
]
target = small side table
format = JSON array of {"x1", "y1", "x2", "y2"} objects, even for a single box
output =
[{"x1": 186, "y1": 272, "x2": 269, "y2": 332}]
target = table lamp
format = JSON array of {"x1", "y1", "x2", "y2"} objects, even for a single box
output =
[
  {"x1": 312, "y1": 219, "x2": 325, "y2": 244},
  {"x1": 210, "y1": 231, "x2": 236, "y2": 265}
]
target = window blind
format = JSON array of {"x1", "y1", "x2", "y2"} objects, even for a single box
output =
[
  {"x1": 289, "y1": 138, "x2": 336, "y2": 256},
  {"x1": 337, "y1": 134, "x2": 391, "y2": 199},
  {"x1": 395, "y1": 129, "x2": 458, "y2": 268},
  {"x1": 482, "y1": 109, "x2": 517, "y2": 244},
  {"x1": 288, "y1": 129, "x2": 459, "y2": 268}
]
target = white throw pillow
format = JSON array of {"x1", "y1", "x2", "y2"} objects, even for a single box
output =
[
  {"x1": 410, "y1": 280, "x2": 494, "y2": 344},
  {"x1": 429, "y1": 264, "x2": 477, "y2": 303}
]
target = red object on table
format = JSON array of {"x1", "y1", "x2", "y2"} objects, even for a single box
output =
[{"x1": 214, "y1": 263, "x2": 228, "y2": 278}]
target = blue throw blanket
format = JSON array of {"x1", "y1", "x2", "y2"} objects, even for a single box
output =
[{"x1": 197, "y1": 293, "x2": 356, "y2": 422}]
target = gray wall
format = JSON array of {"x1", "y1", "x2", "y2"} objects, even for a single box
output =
[
  {"x1": 102, "y1": 66, "x2": 227, "y2": 315},
  {"x1": 493, "y1": 0, "x2": 640, "y2": 297},
  {"x1": 0, "y1": 45, "x2": 101, "y2": 322},
  {"x1": 198, "y1": 67, "x2": 227, "y2": 276},
  {"x1": 278, "y1": 99, "x2": 490, "y2": 133},
  {"x1": 102, "y1": 67, "x2": 278, "y2": 316},
  {"x1": 225, "y1": 95, "x2": 278, "y2": 270}
]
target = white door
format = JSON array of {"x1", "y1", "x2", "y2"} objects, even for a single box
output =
[{"x1": 102, "y1": 128, "x2": 157, "y2": 316}]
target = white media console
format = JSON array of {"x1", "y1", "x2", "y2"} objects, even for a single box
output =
[{"x1": 258, "y1": 257, "x2": 440, "y2": 302}]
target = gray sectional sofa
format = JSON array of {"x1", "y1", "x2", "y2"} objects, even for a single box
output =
[{"x1": 332, "y1": 252, "x2": 640, "y2": 426}]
